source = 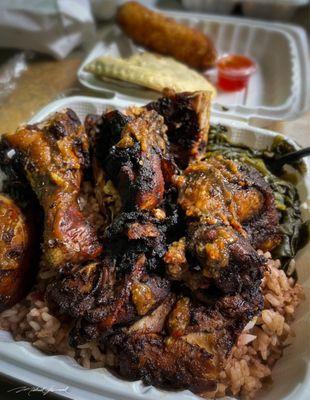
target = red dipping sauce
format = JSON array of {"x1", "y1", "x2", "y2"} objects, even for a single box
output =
[{"x1": 217, "y1": 54, "x2": 256, "y2": 92}]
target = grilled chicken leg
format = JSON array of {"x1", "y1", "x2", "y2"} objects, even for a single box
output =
[{"x1": 0, "y1": 109, "x2": 103, "y2": 270}]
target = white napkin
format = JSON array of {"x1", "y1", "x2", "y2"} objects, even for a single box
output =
[{"x1": 0, "y1": 0, "x2": 95, "y2": 59}]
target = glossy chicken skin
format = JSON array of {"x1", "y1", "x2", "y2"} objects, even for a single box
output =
[
  {"x1": 176, "y1": 157, "x2": 263, "y2": 229},
  {"x1": 0, "y1": 194, "x2": 35, "y2": 311},
  {"x1": 0, "y1": 110, "x2": 103, "y2": 269}
]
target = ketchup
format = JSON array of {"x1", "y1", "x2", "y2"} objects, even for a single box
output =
[{"x1": 217, "y1": 54, "x2": 256, "y2": 92}]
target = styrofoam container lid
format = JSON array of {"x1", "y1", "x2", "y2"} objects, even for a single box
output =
[
  {"x1": 0, "y1": 94, "x2": 309, "y2": 400},
  {"x1": 78, "y1": 11, "x2": 309, "y2": 127}
]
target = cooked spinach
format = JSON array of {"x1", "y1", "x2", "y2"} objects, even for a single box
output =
[{"x1": 205, "y1": 124, "x2": 310, "y2": 276}]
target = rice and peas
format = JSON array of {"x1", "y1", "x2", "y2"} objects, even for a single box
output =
[{"x1": 0, "y1": 183, "x2": 305, "y2": 399}]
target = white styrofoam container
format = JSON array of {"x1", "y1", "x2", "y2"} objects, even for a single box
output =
[
  {"x1": 182, "y1": 0, "x2": 310, "y2": 21},
  {"x1": 0, "y1": 94, "x2": 310, "y2": 400},
  {"x1": 78, "y1": 12, "x2": 309, "y2": 127}
]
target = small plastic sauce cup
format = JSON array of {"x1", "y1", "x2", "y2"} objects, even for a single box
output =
[{"x1": 217, "y1": 54, "x2": 256, "y2": 92}]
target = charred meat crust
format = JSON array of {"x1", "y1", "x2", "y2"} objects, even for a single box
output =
[
  {"x1": 92, "y1": 108, "x2": 175, "y2": 211},
  {"x1": 146, "y1": 90, "x2": 211, "y2": 168},
  {"x1": 108, "y1": 332, "x2": 219, "y2": 393},
  {"x1": 106, "y1": 284, "x2": 263, "y2": 394}
]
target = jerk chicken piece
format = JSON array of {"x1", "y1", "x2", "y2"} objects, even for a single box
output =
[
  {"x1": 107, "y1": 285, "x2": 263, "y2": 394},
  {"x1": 47, "y1": 108, "x2": 177, "y2": 343},
  {"x1": 92, "y1": 107, "x2": 180, "y2": 273},
  {"x1": 46, "y1": 253, "x2": 171, "y2": 346},
  {"x1": 85, "y1": 103, "x2": 179, "y2": 223},
  {"x1": 166, "y1": 156, "x2": 280, "y2": 295},
  {"x1": 0, "y1": 110, "x2": 103, "y2": 269},
  {"x1": 146, "y1": 90, "x2": 211, "y2": 168},
  {"x1": 0, "y1": 194, "x2": 38, "y2": 311},
  {"x1": 92, "y1": 108, "x2": 175, "y2": 212},
  {"x1": 85, "y1": 90, "x2": 211, "y2": 220}
]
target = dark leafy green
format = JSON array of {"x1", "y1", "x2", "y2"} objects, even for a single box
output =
[{"x1": 205, "y1": 124, "x2": 310, "y2": 276}]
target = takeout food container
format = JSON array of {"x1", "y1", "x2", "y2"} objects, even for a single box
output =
[
  {"x1": 181, "y1": 0, "x2": 310, "y2": 21},
  {"x1": 78, "y1": 11, "x2": 309, "y2": 128},
  {"x1": 0, "y1": 94, "x2": 309, "y2": 400}
]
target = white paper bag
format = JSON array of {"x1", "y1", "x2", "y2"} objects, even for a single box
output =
[{"x1": 0, "y1": 0, "x2": 95, "y2": 59}]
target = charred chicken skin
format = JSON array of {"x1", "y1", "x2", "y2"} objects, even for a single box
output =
[
  {"x1": 108, "y1": 288, "x2": 263, "y2": 393},
  {"x1": 0, "y1": 194, "x2": 37, "y2": 311},
  {"x1": 0, "y1": 109, "x2": 103, "y2": 269},
  {"x1": 93, "y1": 107, "x2": 175, "y2": 211},
  {"x1": 146, "y1": 90, "x2": 211, "y2": 168}
]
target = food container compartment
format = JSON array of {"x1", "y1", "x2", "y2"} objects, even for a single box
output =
[
  {"x1": 78, "y1": 12, "x2": 309, "y2": 126},
  {"x1": 242, "y1": 0, "x2": 310, "y2": 21},
  {"x1": 181, "y1": 0, "x2": 237, "y2": 14},
  {"x1": 0, "y1": 94, "x2": 309, "y2": 400}
]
